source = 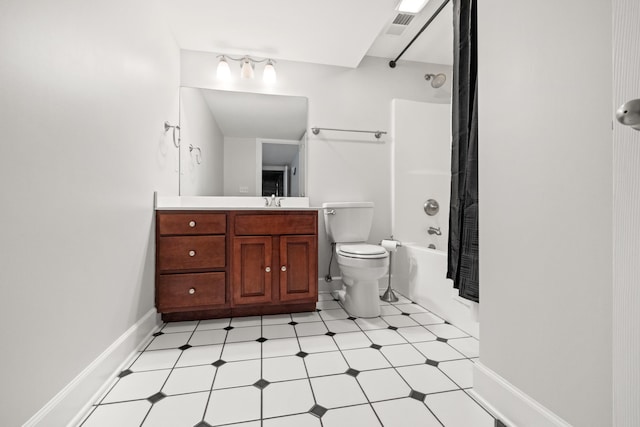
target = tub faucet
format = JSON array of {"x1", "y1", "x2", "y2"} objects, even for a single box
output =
[{"x1": 428, "y1": 226, "x2": 442, "y2": 236}]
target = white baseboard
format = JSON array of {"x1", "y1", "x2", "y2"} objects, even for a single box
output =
[
  {"x1": 318, "y1": 277, "x2": 343, "y2": 293},
  {"x1": 23, "y1": 309, "x2": 162, "y2": 427},
  {"x1": 471, "y1": 362, "x2": 572, "y2": 427}
]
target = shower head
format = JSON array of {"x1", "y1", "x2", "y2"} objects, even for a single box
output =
[{"x1": 425, "y1": 73, "x2": 446, "y2": 88}]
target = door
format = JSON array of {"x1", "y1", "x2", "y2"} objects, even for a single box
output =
[
  {"x1": 279, "y1": 235, "x2": 317, "y2": 302},
  {"x1": 231, "y1": 236, "x2": 273, "y2": 305}
]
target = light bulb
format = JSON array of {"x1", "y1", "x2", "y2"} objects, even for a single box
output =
[
  {"x1": 263, "y1": 60, "x2": 277, "y2": 84},
  {"x1": 240, "y1": 58, "x2": 254, "y2": 79},
  {"x1": 217, "y1": 57, "x2": 230, "y2": 80}
]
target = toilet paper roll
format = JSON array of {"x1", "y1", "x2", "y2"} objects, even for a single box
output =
[{"x1": 381, "y1": 239, "x2": 399, "y2": 252}]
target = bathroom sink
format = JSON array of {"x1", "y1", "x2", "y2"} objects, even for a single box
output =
[{"x1": 155, "y1": 195, "x2": 311, "y2": 210}]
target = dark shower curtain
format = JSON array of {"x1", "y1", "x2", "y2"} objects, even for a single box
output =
[{"x1": 447, "y1": 0, "x2": 479, "y2": 302}]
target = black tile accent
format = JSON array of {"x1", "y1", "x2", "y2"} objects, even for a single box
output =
[
  {"x1": 387, "y1": 326, "x2": 398, "y2": 331},
  {"x1": 179, "y1": 344, "x2": 192, "y2": 351},
  {"x1": 253, "y1": 379, "x2": 270, "y2": 390},
  {"x1": 425, "y1": 359, "x2": 440, "y2": 367},
  {"x1": 347, "y1": 316, "x2": 357, "y2": 321},
  {"x1": 147, "y1": 392, "x2": 166, "y2": 404},
  {"x1": 296, "y1": 351, "x2": 309, "y2": 358},
  {"x1": 309, "y1": 404, "x2": 328, "y2": 418},
  {"x1": 436, "y1": 337, "x2": 448, "y2": 343},
  {"x1": 401, "y1": 312, "x2": 411, "y2": 316},
  {"x1": 212, "y1": 359, "x2": 226, "y2": 368},
  {"x1": 444, "y1": 320, "x2": 450, "y2": 324},
  {"x1": 256, "y1": 337, "x2": 267, "y2": 343},
  {"x1": 409, "y1": 390, "x2": 426, "y2": 401},
  {"x1": 288, "y1": 321, "x2": 298, "y2": 326},
  {"x1": 411, "y1": 301, "x2": 418, "y2": 304},
  {"x1": 152, "y1": 331, "x2": 164, "y2": 337},
  {"x1": 118, "y1": 369, "x2": 133, "y2": 378},
  {"x1": 193, "y1": 421, "x2": 213, "y2": 427},
  {"x1": 223, "y1": 326, "x2": 234, "y2": 331},
  {"x1": 316, "y1": 308, "x2": 322, "y2": 312},
  {"x1": 333, "y1": 298, "x2": 340, "y2": 302},
  {"x1": 370, "y1": 344, "x2": 382, "y2": 350},
  {"x1": 325, "y1": 332, "x2": 336, "y2": 337},
  {"x1": 345, "y1": 368, "x2": 360, "y2": 377},
  {"x1": 495, "y1": 419, "x2": 508, "y2": 427}
]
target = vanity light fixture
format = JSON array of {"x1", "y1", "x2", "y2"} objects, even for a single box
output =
[
  {"x1": 398, "y1": 0, "x2": 430, "y2": 13},
  {"x1": 216, "y1": 55, "x2": 277, "y2": 83}
]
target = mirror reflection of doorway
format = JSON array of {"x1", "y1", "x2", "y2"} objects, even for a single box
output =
[{"x1": 262, "y1": 170, "x2": 286, "y2": 196}]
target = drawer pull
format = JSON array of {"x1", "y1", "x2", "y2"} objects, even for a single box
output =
[
  {"x1": 281, "y1": 266, "x2": 287, "y2": 272},
  {"x1": 188, "y1": 288, "x2": 195, "y2": 295},
  {"x1": 265, "y1": 267, "x2": 271, "y2": 273},
  {"x1": 189, "y1": 250, "x2": 196, "y2": 257},
  {"x1": 189, "y1": 220, "x2": 196, "y2": 228}
]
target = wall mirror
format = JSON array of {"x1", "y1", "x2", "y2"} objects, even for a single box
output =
[{"x1": 179, "y1": 87, "x2": 308, "y2": 197}]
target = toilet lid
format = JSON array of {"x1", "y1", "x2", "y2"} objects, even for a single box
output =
[{"x1": 338, "y1": 244, "x2": 388, "y2": 259}]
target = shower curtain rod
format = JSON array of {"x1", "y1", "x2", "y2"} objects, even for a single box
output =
[
  {"x1": 389, "y1": 0, "x2": 451, "y2": 68},
  {"x1": 311, "y1": 127, "x2": 387, "y2": 139}
]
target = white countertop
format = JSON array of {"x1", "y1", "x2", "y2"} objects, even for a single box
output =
[{"x1": 155, "y1": 195, "x2": 318, "y2": 211}]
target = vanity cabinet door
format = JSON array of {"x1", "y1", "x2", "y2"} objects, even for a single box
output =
[
  {"x1": 232, "y1": 236, "x2": 273, "y2": 305},
  {"x1": 279, "y1": 235, "x2": 317, "y2": 302}
]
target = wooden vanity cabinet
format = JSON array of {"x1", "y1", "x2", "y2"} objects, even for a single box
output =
[{"x1": 156, "y1": 209, "x2": 318, "y2": 321}]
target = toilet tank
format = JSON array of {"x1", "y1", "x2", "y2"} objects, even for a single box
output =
[{"x1": 322, "y1": 202, "x2": 374, "y2": 243}]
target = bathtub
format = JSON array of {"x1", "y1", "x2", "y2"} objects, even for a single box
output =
[{"x1": 392, "y1": 243, "x2": 479, "y2": 339}]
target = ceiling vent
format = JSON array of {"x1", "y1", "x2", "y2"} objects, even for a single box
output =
[{"x1": 386, "y1": 13, "x2": 416, "y2": 36}]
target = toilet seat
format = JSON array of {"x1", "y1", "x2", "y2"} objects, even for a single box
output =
[{"x1": 337, "y1": 243, "x2": 389, "y2": 259}]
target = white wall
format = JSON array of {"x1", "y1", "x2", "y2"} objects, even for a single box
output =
[
  {"x1": 477, "y1": 1, "x2": 612, "y2": 426},
  {"x1": 180, "y1": 87, "x2": 224, "y2": 196},
  {"x1": 224, "y1": 137, "x2": 257, "y2": 196},
  {"x1": 0, "y1": 1, "x2": 180, "y2": 425},
  {"x1": 181, "y1": 50, "x2": 452, "y2": 276}
]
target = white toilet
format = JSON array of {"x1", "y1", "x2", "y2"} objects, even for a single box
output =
[{"x1": 322, "y1": 202, "x2": 389, "y2": 318}]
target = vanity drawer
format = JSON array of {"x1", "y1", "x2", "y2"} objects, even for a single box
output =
[
  {"x1": 158, "y1": 235, "x2": 225, "y2": 272},
  {"x1": 158, "y1": 213, "x2": 226, "y2": 236},
  {"x1": 157, "y1": 272, "x2": 225, "y2": 312},
  {"x1": 234, "y1": 213, "x2": 317, "y2": 235}
]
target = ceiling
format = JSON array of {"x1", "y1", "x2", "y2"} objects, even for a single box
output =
[{"x1": 167, "y1": 0, "x2": 453, "y2": 68}]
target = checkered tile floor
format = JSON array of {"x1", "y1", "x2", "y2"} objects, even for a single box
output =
[{"x1": 77, "y1": 293, "x2": 493, "y2": 427}]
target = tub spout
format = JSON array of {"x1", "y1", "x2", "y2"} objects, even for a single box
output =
[{"x1": 428, "y1": 226, "x2": 442, "y2": 236}]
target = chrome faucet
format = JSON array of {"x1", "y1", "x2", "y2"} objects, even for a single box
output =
[{"x1": 428, "y1": 226, "x2": 442, "y2": 236}]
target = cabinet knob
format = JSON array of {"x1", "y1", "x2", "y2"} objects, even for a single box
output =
[
  {"x1": 189, "y1": 250, "x2": 196, "y2": 257},
  {"x1": 281, "y1": 266, "x2": 287, "y2": 272},
  {"x1": 265, "y1": 267, "x2": 271, "y2": 273},
  {"x1": 188, "y1": 288, "x2": 195, "y2": 295},
  {"x1": 189, "y1": 220, "x2": 196, "y2": 228}
]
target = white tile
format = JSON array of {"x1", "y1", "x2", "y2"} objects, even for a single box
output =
[
  {"x1": 129, "y1": 349, "x2": 181, "y2": 371},
  {"x1": 221, "y1": 341, "x2": 261, "y2": 361},
  {"x1": 342, "y1": 348, "x2": 391, "y2": 371},
  {"x1": 364, "y1": 329, "x2": 407, "y2": 346},
  {"x1": 162, "y1": 364, "x2": 216, "y2": 395},
  {"x1": 397, "y1": 326, "x2": 437, "y2": 343},
  {"x1": 141, "y1": 391, "x2": 208, "y2": 427},
  {"x1": 438, "y1": 359, "x2": 474, "y2": 388},
  {"x1": 304, "y1": 351, "x2": 349, "y2": 377},
  {"x1": 298, "y1": 335, "x2": 339, "y2": 353},
  {"x1": 389, "y1": 295, "x2": 412, "y2": 304},
  {"x1": 213, "y1": 359, "x2": 261, "y2": 389},
  {"x1": 161, "y1": 321, "x2": 198, "y2": 333},
  {"x1": 188, "y1": 329, "x2": 227, "y2": 346},
  {"x1": 372, "y1": 398, "x2": 441, "y2": 427},
  {"x1": 317, "y1": 293, "x2": 335, "y2": 301},
  {"x1": 317, "y1": 300, "x2": 342, "y2": 309},
  {"x1": 333, "y1": 331, "x2": 372, "y2": 350},
  {"x1": 425, "y1": 323, "x2": 469, "y2": 339},
  {"x1": 82, "y1": 400, "x2": 150, "y2": 427},
  {"x1": 424, "y1": 390, "x2": 494, "y2": 427},
  {"x1": 319, "y1": 308, "x2": 349, "y2": 321},
  {"x1": 231, "y1": 316, "x2": 262, "y2": 327},
  {"x1": 447, "y1": 337, "x2": 479, "y2": 358},
  {"x1": 393, "y1": 304, "x2": 429, "y2": 314},
  {"x1": 322, "y1": 404, "x2": 382, "y2": 427},
  {"x1": 380, "y1": 344, "x2": 426, "y2": 366},
  {"x1": 291, "y1": 311, "x2": 322, "y2": 323},
  {"x1": 310, "y1": 374, "x2": 367, "y2": 408},
  {"x1": 295, "y1": 321, "x2": 328, "y2": 337},
  {"x1": 325, "y1": 319, "x2": 360, "y2": 333},
  {"x1": 413, "y1": 341, "x2": 466, "y2": 362},
  {"x1": 175, "y1": 344, "x2": 223, "y2": 367},
  {"x1": 397, "y1": 364, "x2": 459, "y2": 394},
  {"x1": 102, "y1": 370, "x2": 170, "y2": 403},
  {"x1": 263, "y1": 324, "x2": 296, "y2": 339},
  {"x1": 263, "y1": 379, "x2": 315, "y2": 418},
  {"x1": 264, "y1": 413, "x2": 321, "y2": 427},
  {"x1": 263, "y1": 355, "x2": 308, "y2": 382},
  {"x1": 355, "y1": 317, "x2": 389, "y2": 330},
  {"x1": 196, "y1": 317, "x2": 231, "y2": 330},
  {"x1": 146, "y1": 332, "x2": 191, "y2": 350},
  {"x1": 262, "y1": 337, "x2": 300, "y2": 358},
  {"x1": 204, "y1": 386, "x2": 261, "y2": 426},
  {"x1": 410, "y1": 312, "x2": 445, "y2": 325},
  {"x1": 382, "y1": 315, "x2": 419, "y2": 328},
  {"x1": 229, "y1": 422, "x2": 261, "y2": 427},
  {"x1": 357, "y1": 368, "x2": 411, "y2": 402},
  {"x1": 226, "y1": 325, "x2": 262, "y2": 343},
  {"x1": 379, "y1": 305, "x2": 402, "y2": 316},
  {"x1": 262, "y1": 313, "x2": 293, "y2": 325}
]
